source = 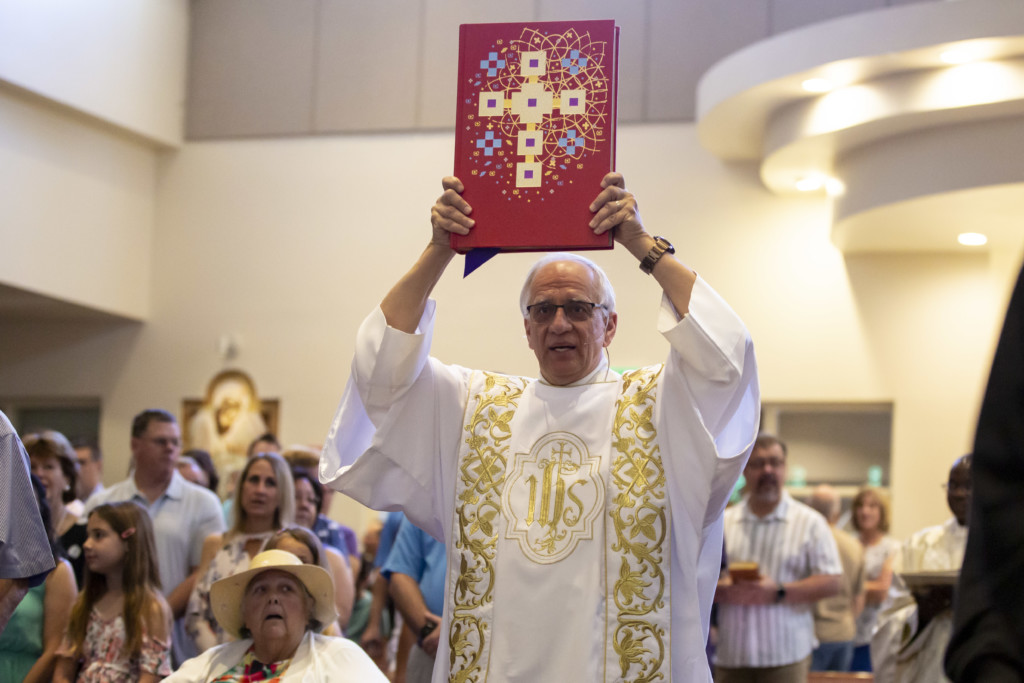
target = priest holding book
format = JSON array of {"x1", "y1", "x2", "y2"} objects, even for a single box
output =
[{"x1": 321, "y1": 172, "x2": 760, "y2": 682}]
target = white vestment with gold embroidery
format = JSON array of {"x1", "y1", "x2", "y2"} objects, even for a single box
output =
[{"x1": 321, "y1": 277, "x2": 759, "y2": 683}]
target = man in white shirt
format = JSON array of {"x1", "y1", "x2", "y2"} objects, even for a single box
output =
[
  {"x1": 321, "y1": 174, "x2": 760, "y2": 682},
  {"x1": 84, "y1": 409, "x2": 225, "y2": 665},
  {"x1": 715, "y1": 434, "x2": 843, "y2": 682},
  {"x1": 872, "y1": 455, "x2": 971, "y2": 683}
]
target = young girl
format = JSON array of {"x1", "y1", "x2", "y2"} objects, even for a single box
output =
[{"x1": 53, "y1": 502, "x2": 172, "y2": 682}]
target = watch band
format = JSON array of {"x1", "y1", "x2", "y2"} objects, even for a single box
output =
[
  {"x1": 639, "y1": 236, "x2": 675, "y2": 275},
  {"x1": 418, "y1": 620, "x2": 437, "y2": 645},
  {"x1": 775, "y1": 583, "x2": 787, "y2": 604}
]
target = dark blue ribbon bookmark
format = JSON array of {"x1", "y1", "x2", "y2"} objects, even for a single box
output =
[{"x1": 463, "y1": 248, "x2": 500, "y2": 277}]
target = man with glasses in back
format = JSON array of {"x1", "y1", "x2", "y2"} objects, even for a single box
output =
[
  {"x1": 715, "y1": 433, "x2": 843, "y2": 682},
  {"x1": 322, "y1": 173, "x2": 760, "y2": 682},
  {"x1": 83, "y1": 409, "x2": 225, "y2": 666}
]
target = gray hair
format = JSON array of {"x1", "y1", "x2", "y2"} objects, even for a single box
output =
[
  {"x1": 519, "y1": 252, "x2": 617, "y2": 317},
  {"x1": 808, "y1": 484, "x2": 840, "y2": 523}
]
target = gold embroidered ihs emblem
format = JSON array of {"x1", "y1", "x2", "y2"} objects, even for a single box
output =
[{"x1": 501, "y1": 431, "x2": 604, "y2": 564}]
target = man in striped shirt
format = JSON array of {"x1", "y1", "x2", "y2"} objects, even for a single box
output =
[{"x1": 714, "y1": 433, "x2": 843, "y2": 682}]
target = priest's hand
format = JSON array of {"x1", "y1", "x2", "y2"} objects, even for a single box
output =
[
  {"x1": 589, "y1": 172, "x2": 648, "y2": 251},
  {"x1": 590, "y1": 172, "x2": 697, "y2": 316},
  {"x1": 430, "y1": 176, "x2": 474, "y2": 248}
]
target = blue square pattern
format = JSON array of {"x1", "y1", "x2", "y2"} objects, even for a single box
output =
[
  {"x1": 557, "y1": 129, "x2": 580, "y2": 155},
  {"x1": 476, "y1": 130, "x2": 502, "y2": 157},
  {"x1": 560, "y1": 49, "x2": 589, "y2": 76},
  {"x1": 480, "y1": 51, "x2": 506, "y2": 77}
]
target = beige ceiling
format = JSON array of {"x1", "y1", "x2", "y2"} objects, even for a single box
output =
[{"x1": 185, "y1": 0, "x2": 931, "y2": 139}]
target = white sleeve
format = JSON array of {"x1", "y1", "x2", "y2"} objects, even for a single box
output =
[
  {"x1": 660, "y1": 277, "x2": 760, "y2": 460},
  {"x1": 320, "y1": 302, "x2": 469, "y2": 541},
  {"x1": 658, "y1": 277, "x2": 760, "y2": 524},
  {"x1": 161, "y1": 646, "x2": 219, "y2": 681},
  {"x1": 318, "y1": 635, "x2": 391, "y2": 681}
]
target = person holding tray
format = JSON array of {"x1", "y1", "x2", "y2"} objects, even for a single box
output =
[
  {"x1": 321, "y1": 173, "x2": 760, "y2": 682},
  {"x1": 873, "y1": 455, "x2": 972, "y2": 682}
]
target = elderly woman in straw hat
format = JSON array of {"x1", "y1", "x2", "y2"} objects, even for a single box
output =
[{"x1": 165, "y1": 550, "x2": 386, "y2": 681}]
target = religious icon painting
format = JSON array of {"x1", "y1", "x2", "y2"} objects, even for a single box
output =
[{"x1": 452, "y1": 20, "x2": 620, "y2": 254}]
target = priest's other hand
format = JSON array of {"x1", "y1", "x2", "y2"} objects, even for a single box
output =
[
  {"x1": 430, "y1": 176, "x2": 474, "y2": 247},
  {"x1": 589, "y1": 172, "x2": 647, "y2": 249}
]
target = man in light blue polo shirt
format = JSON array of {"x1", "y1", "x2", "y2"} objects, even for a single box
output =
[
  {"x1": 383, "y1": 517, "x2": 446, "y2": 683},
  {"x1": 84, "y1": 409, "x2": 225, "y2": 666}
]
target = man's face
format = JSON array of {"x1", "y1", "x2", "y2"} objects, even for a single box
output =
[
  {"x1": 524, "y1": 261, "x2": 617, "y2": 386},
  {"x1": 744, "y1": 443, "x2": 787, "y2": 509},
  {"x1": 131, "y1": 420, "x2": 181, "y2": 477},
  {"x1": 946, "y1": 461, "x2": 972, "y2": 526},
  {"x1": 75, "y1": 446, "x2": 102, "y2": 498}
]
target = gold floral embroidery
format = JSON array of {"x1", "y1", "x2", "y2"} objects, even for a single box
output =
[
  {"x1": 609, "y1": 366, "x2": 669, "y2": 681},
  {"x1": 449, "y1": 368, "x2": 668, "y2": 682},
  {"x1": 449, "y1": 372, "x2": 527, "y2": 683}
]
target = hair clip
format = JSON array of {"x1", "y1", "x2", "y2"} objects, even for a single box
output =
[{"x1": 121, "y1": 528, "x2": 136, "y2": 540}]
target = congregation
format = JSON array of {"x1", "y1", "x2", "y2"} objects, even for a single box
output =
[{"x1": 0, "y1": 409, "x2": 972, "y2": 682}]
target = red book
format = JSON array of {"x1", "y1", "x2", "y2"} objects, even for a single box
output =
[{"x1": 451, "y1": 20, "x2": 620, "y2": 254}]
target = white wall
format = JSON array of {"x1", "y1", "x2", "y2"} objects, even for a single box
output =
[
  {"x1": 0, "y1": 0, "x2": 189, "y2": 320},
  {"x1": 0, "y1": 114, "x2": 1018, "y2": 538},
  {"x1": 0, "y1": 0, "x2": 188, "y2": 147},
  {"x1": 0, "y1": 88, "x2": 157, "y2": 319}
]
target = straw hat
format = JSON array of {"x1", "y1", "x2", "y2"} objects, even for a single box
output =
[{"x1": 210, "y1": 549, "x2": 338, "y2": 640}]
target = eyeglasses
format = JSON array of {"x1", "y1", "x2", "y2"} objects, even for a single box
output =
[
  {"x1": 746, "y1": 457, "x2": 785, "y2": 470},
  {"x1": 145, "y1": 437, "x2": 180, "y2": 448},
  {"x1": 526, "y1": 300, "x2": 606, "y2": 324}
]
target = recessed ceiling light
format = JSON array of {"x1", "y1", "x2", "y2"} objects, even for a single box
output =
[
  {"x1": 958, "y1": 232, "x2": 988, "y2": 246},
  {"x1": 802, "y1": 78, "x2": 834, "y2": 93},
  {"x1": 937, "y1": 49, "x2": 970, "y2": 65},
  {"x1": 824, "y1": 178, "x2": 846, "y2": 197},
  {"x1": 795, "y1": 176, "x2": 824, "y2": 192}
]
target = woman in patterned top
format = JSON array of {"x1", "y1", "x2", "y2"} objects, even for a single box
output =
[
  {"x1": 54, "y1": 501, "x2": 171, "y2": 682},
  {"x1": 186, "y1": 453, "x2": 295, "y2": 652},
  {"x1": 165, "y1": 549, "x2": 386, "y2": 682}
]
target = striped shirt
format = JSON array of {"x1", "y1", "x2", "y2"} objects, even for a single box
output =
[
  {"x1": 718, "y1": 492, "x2": 842, "y2": 667},
  {"x1": 0, "y1": 411, "x2": 56, "y2": 583}
]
